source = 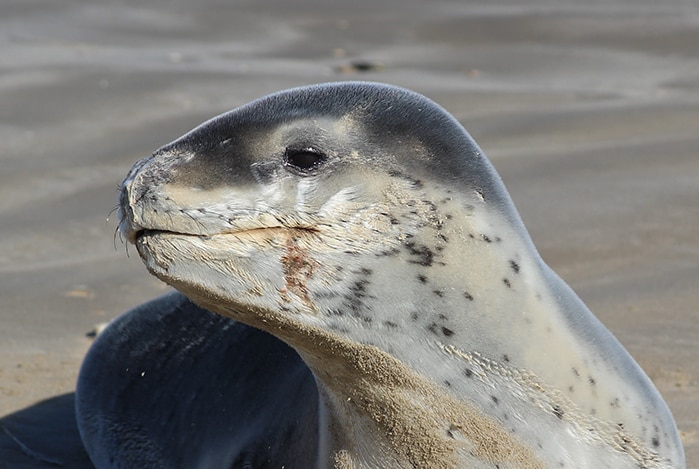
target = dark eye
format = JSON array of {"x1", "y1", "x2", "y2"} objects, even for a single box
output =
[{"x1": 284, "y1": 148, "x2": 326, "y2": 173}]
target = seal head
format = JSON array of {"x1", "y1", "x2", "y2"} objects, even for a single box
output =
[{"x1": 116, "y1": 82, "x2": 685, "y2": 468}]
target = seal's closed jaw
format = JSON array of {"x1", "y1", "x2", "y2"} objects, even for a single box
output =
[{"x1": 117, "y1": 146, "x2": 292, "y2": 246}]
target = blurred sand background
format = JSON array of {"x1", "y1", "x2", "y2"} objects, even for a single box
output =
[{"x1": 1, "y1": 0, "x2": 697, "y2": 467}]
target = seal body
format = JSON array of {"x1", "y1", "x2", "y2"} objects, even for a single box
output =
[
  {"x1": 77, "y1": 293, "x2": 318, "y2": 468},
  {"x1": 77, "y1": 82, "x2": 685, "y2": 468}
]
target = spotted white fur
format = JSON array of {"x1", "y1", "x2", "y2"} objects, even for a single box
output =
[{"x1": 85, "y1": 82, "x2": 684, "y2": 468}]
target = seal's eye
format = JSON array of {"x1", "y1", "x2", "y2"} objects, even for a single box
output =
[{"x1": 284, "y1": 148, "x2": 326, "y2": 173}]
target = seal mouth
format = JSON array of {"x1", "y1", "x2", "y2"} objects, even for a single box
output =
[{"x1": 134, "y1": 225, "x2": 319, "y2": 242}]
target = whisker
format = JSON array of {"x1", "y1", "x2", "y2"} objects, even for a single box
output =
[
  {"x1": 112, "y1": 224, "x2": 124, "y2": 251},
  {"x1": 106, "y1": 202, "x2": 129, "y2": 256},
  {"x1": 106, "y1": 205, "x2": 119, "y2": 224}
]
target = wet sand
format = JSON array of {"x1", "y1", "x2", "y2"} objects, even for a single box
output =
[{"x1": 1, "y1": 0, "x2": 697, "y2": 466}]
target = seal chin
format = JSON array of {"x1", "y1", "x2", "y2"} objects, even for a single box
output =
[{"x1": 133, "y1": 225, "x2": 320, "y2": 286}]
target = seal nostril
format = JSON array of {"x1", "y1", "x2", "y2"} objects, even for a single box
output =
[{"x1": 284, "y1": 147, "x2": 326, "y2": 173}]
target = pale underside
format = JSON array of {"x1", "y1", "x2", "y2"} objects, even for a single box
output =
[{"x1": 130, "y1": 170, "x2": 676, "y2": 468}]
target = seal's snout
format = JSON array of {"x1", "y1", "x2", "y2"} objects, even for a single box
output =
[
  {"x1": 117, "y1": 155, "x2": 154, "y2": 245},
  {"x1": 117, "y1": 179, "x2": 142, "y2": 245}
]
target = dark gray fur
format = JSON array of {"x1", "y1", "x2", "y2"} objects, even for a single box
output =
[{"x1": 76, "y1": 292, "x2": 318, "y2": 468}]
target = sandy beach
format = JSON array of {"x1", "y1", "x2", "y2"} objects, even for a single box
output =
[{"x1": 1, "y1": 0, "x2": 697, "y2": 466}]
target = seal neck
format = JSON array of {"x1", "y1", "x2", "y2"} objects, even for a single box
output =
[{"x1": 292, "y1": 328, "x2": 543, "y2": 469}]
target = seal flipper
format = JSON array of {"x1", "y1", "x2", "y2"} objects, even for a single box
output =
[{"x1": 76, "y1": 291, "x2": 319, "y2": 468}]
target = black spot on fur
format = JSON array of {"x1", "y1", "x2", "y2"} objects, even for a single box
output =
[
  {"x1": 315, "y1": 290, "x2": 340, "y2": 299},
  {"x1": 441, "y1": 326, "x2": 454, "y2": 337},
  {"x1": 589, "y1": 376, "x2": 596, "y2": 386},
  {"x1": 349, "y1": 279, "x2": 369, "y2": 299},
  {"x1": 652, "y1": 436, "x2": 660, "y2": 448},
  {"x1": 410, "y1": 311, "x2": 419, "y2": 321},
  {"x1": 444, "y1": 380, "x2": 451, "y2": 387},
  {"x1": 376, "y1": 247, "x2": 401, "y2": 257},
  {"x1": 491, "y1": 395, "x2": 499, "y2": 405},
  {"x1": 463, "y1": 292, "x2": 474, "y2": 301},
  {"x1": 437, "y1": 233, "x2": 448, "y2": 242},
  {"x1": 427, "y1": 323, "x2": 439, "y2": 335},
  {"x1": 552, "y1": 405, "x2": 565, "y2": 420},
  {"x1": 405, "y1": 241, "x2": 435, "y2": 267},
  {"x1": 343, "y1": 298, "x2": 363, "y2": 313},
  {"x1": 424, "y1": 200, "x2": 438, "y2": 212},
  {"x1": 503, "y1": 278, "x2": 511, "y2": 288},
  {"x1": 464, "y1": 368, "x2": 473, "y2": 378},
  {"x1": 383, "y1": 321, "x2": 398, "y2": 328},
  {"x1": 417, "y1": 274, "x2": 428, "y2": 283},
  {"x1": 481, "y1": 234, "x2": 492, "y2": 243},
  {"x1": 387, "y1": 169, "x2": 423, "y2": 188},
  {"x1": 572, "y1": 368, "x2": 580, "y2": 377},
  {"x1": 341, "y1": 270, "x2": 375, "y2": 317},
  {"x1": 509, "y1": 260, "x2": 520, "y2": 274},
  {"x1": 382, "y1": 213, "x2": 400, "y2": 225},
  {"x1": 503, "y1": 354, "x2": 510, "y2": 363},
  {"x1": 433, "y1": 289, "x2": 444, "y2": 298}
]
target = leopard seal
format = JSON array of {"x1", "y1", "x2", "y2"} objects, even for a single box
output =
[{"x1": 76, "y1": 82, "x2": 685, "y2": 468}]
